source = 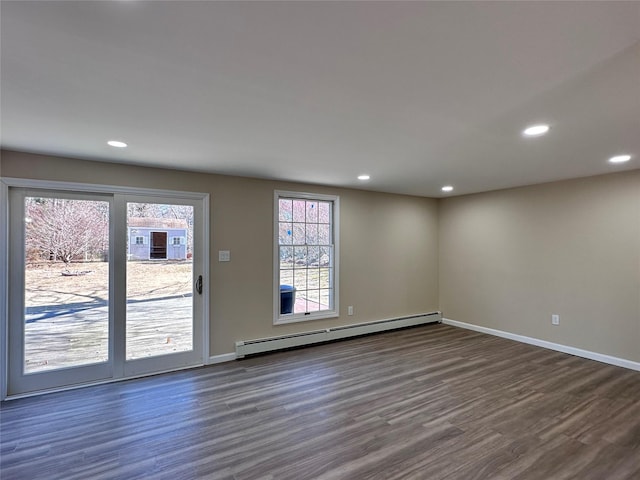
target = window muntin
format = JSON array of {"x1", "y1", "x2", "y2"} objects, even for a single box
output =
[{"x1": 275, "y1": 191, "x2": 338, "y2": 324}]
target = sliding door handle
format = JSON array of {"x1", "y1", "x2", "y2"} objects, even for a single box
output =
[{"x1": 195, "y1": 275, "x2": 203, "y2": 295}]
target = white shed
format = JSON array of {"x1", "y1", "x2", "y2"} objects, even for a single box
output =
[{"x1": 127, "y1": 217, "x2": 188, "y2": 260}]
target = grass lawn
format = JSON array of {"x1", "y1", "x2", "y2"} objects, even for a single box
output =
[{"x1": 26, "y1": 260, "x2": 192, "y2": 306}]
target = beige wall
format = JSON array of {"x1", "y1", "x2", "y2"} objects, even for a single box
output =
[
  {"x1": 3, "y1": 150, "x2": 638, "y2": 364},
  {"x1": 439, "y1": 170, "x2": 640, "y2": 362},
  {"x1": 0, "y1": 150, "x2": 440, "y2": 356}
]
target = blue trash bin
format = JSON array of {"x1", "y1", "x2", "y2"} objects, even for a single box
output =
[{"x1": 280, "y1": 285, "x2": 296, "y2": 314}]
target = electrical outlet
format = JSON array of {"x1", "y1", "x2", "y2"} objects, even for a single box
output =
[
  {"x1": 218, "y1": 250, "x2": 230, "y2": 262},
  {"x1": 347, "y1": 306, "x2": 354, "y2": 316},
  {"x1": 552, "y1": 314, "x2": 560, "y2": 325}
]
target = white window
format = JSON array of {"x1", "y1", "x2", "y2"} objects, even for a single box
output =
[
  {"x1": 171, "y1": 236, "x2": 184, "y2": 246},
  {"x1": 274, "y1": 191, "x2": 339, "y2": 324},
  {"x1": 135, "y1": 236, "x2": 145, "y2": 245}
]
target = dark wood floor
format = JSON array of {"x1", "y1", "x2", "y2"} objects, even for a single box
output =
[{"x1": 2, "y1": 324, "x2": 640, "y2": 480}]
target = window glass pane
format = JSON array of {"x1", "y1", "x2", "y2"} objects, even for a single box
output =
[
  {"x1": 320, "y1": 289, "x2": 331, "y2": 310},
  {"x1": 318, "y1": 224, "x2": 330, "y2": 245},
  {"x1": 127, "y1": 203, "x2": 193, "y2": 360},
  {"x1": 306, "y1": 290, "x2": 320, "y2": 312},
  {"x1": 319, "y1": 246, "x2": 332, "y2": 267},
  {"x1": 293, "y1": 246, "x2": 307, "y2": 266},
  {"x1": 295, "y1": 297, "x2": 307, "y2": 314},
  {"x1": 24, "y1": 197, "x2": 110, "y2": 373},
  {"x1": 306, "y1": 201, "x2": 318, "y2": 223},
  {"x1": 305, "y1": 223, "x2": 318, "y2": 245},
  {"x1": 293, "y1": 269, "x2": 307, "y2": 291},
  {"x1": 319, "y1": 268, "x2": 331, "y2": 289},
  {"x1": 307, "y1": 246, "x2": 319, "y2": 266},
  {"x1": 279, "y1": 199, "x2": 293, "y2": 222},
  {"x1": 307, "y1": 268, "x2": 320, "y2": 289},
  {"x1": 280, "y1": 246, "x2": 293, "y2": 269},
  {"x1": 279, "y1": 222, "x2": 293, "y2": 245},
  {"x1": 280, "y1": 268, "x2": 293, "y2": 286},
  {"x1": 292, "y1": 200, "x2": 306, "y2": 222},
  {"x1": 318, "y1": 202, "x2": 331, "y2": 224},
  {"x1": 292, "y1": 223, "x2": 305, "y2": 245}
]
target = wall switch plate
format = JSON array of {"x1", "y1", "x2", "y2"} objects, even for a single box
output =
[
  {"x1": 552, "y1": 314, "x2": 560, "y2": 325},
  {"x1": 218, "y1": 250, "x2": 230, "y2": 262},
  {"x1": 347, "y1": 306, "x2": 354, "y2": 316}
]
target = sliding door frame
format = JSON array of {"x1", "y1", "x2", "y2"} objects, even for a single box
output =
[
  {"x1": 0, "y1": 177, "x2": 210, "y2": 399},
  {"x1": 7, "y1": 188, "x2": 116, "y2": 395},
  {"x1": 121, "y1": 193, "x2": 205, "y2": 377}
]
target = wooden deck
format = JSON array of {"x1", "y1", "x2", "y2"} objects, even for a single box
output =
[
  {"x1": 2, "y1": 324, "x2": 640, "y2": 479},
  {"x1": 25, "y1": 295, "x2": 193, "y2": 372},
  {"x1": 24, "y1": 261, "x2": 194, "y2": 371}
]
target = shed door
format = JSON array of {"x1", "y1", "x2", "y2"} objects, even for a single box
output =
[{"x1": 150, "y1": 231, "x2": 167, "y2": 259}]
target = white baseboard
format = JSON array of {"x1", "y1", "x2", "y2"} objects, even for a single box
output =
[
  {"x1": 235, "y1": 312, "x2": 442, "y2": 358},
  {"x1": 207, "y1": 352, "x2": 237, "y2": 364},
  {"x1": 442, "y1": 318, "x2": 640, "y2": 372}
]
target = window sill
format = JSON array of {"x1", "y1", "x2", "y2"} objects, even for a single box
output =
[{"x1": 274, "y1": 310, "x2": 339, "y2": 326}]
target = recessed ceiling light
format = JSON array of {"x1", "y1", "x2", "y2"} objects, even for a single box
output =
[
  {"x1": 522, "y1": 124, "x2": 550, "y2": 137},
  {"x1": 608, "y1": 154, "x2": 631, "y2": 164},
  {"x1": 357, "y1": 174, "x2": 370, "y2": 181},
  {"x1": 107, "y1": 140, "x2": 127, "y2": 148},
  {"x1": 441, "y1": 185, "x2": 454, "y2": 192}
]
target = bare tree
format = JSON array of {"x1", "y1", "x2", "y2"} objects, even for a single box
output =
[
  {"x1": 25, "y1": 197, "x2": 109, "y2": 263},
  {"x1": 25, "y1": 199, "x2": 194, "y2": 264}
]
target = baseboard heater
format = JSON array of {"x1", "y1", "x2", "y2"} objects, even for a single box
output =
[{"x1": 235, "y1": 311, "x2": 441, "y2": 358}]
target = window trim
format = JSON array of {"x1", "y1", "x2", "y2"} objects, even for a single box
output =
[{"x1": 273, "y1": 190, "x2": 339, "y2": 325}]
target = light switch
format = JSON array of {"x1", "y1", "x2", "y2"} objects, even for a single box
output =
[{"x1": 218, "y1": 250, "x2": 230, "y2": 262}]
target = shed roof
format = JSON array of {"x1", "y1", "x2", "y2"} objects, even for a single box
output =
[{"x1": 128, "y1": 217, "x2": 188, "y2": 229}]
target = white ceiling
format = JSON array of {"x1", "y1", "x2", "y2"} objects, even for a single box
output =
[{"x1": 1, "y1": 1, "x2": 639, "y2": 197}]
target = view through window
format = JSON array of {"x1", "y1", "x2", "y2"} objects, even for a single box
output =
[{"x1": 275, "y1": 191, "x2": 338, "y2": 323}]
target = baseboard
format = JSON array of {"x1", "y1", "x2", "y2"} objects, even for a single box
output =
[
  {"x1": 207, "y1": 353, "x2": 237, "y2": 364},
  {"x1": 236, "y1": 312, "x2": 442, "y2": 358},
  {"x1": 209, "y1": 312, "x2": 440, "y2": 363},
  {"x1": 442, "y1": 318, "x2": 640, "y2": 372}
]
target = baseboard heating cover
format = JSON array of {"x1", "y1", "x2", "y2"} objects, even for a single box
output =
[{"x1": 235, "y1": 311, "x2": 441, "y2": 358}]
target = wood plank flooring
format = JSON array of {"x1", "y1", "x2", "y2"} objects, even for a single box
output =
[{"x1": 2, "y1": 324, "x2": 640, "y2": 479}]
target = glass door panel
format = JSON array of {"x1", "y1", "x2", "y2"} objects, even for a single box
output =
[
  {"x1": 124, "y1": 198, "x2": 202, "y2": 376},
  {"x1": 126, "y1": 202, "x2": 194, "y2": 360},
  {"x1": 8, "y1": 189, "x2": 113, "y2": 396},
  {"x1": 24, "y1": 196, "x2": 110, "y2": 372}
]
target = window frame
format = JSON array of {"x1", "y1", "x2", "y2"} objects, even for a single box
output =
[{"x1": 273, "y1": 190, "x2": 339, "y2": 325}]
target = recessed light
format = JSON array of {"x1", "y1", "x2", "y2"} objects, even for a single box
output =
[
  {"x1": 522, "y1": 124, "x2": 550, "y2": 137},
  {"x1": 608, "y1": 154, "x2": 631, "y2": 164},
  {"x1": 441, "y1": 185, "x2": 454, "y2": 192},
  {"x1": 107, "y1": 140, "x2": 127, "y2": 148},
  {"x1": 357, "y1": 174, "x2": 370, "y2": 181}
]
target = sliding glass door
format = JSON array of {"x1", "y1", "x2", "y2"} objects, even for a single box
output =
[
  {"x1": 123, "y1": 196, "x2": 203, "y2": 377},
  {"x1": 6, "y1": 186, "x2": 206, "y2": 396}
]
